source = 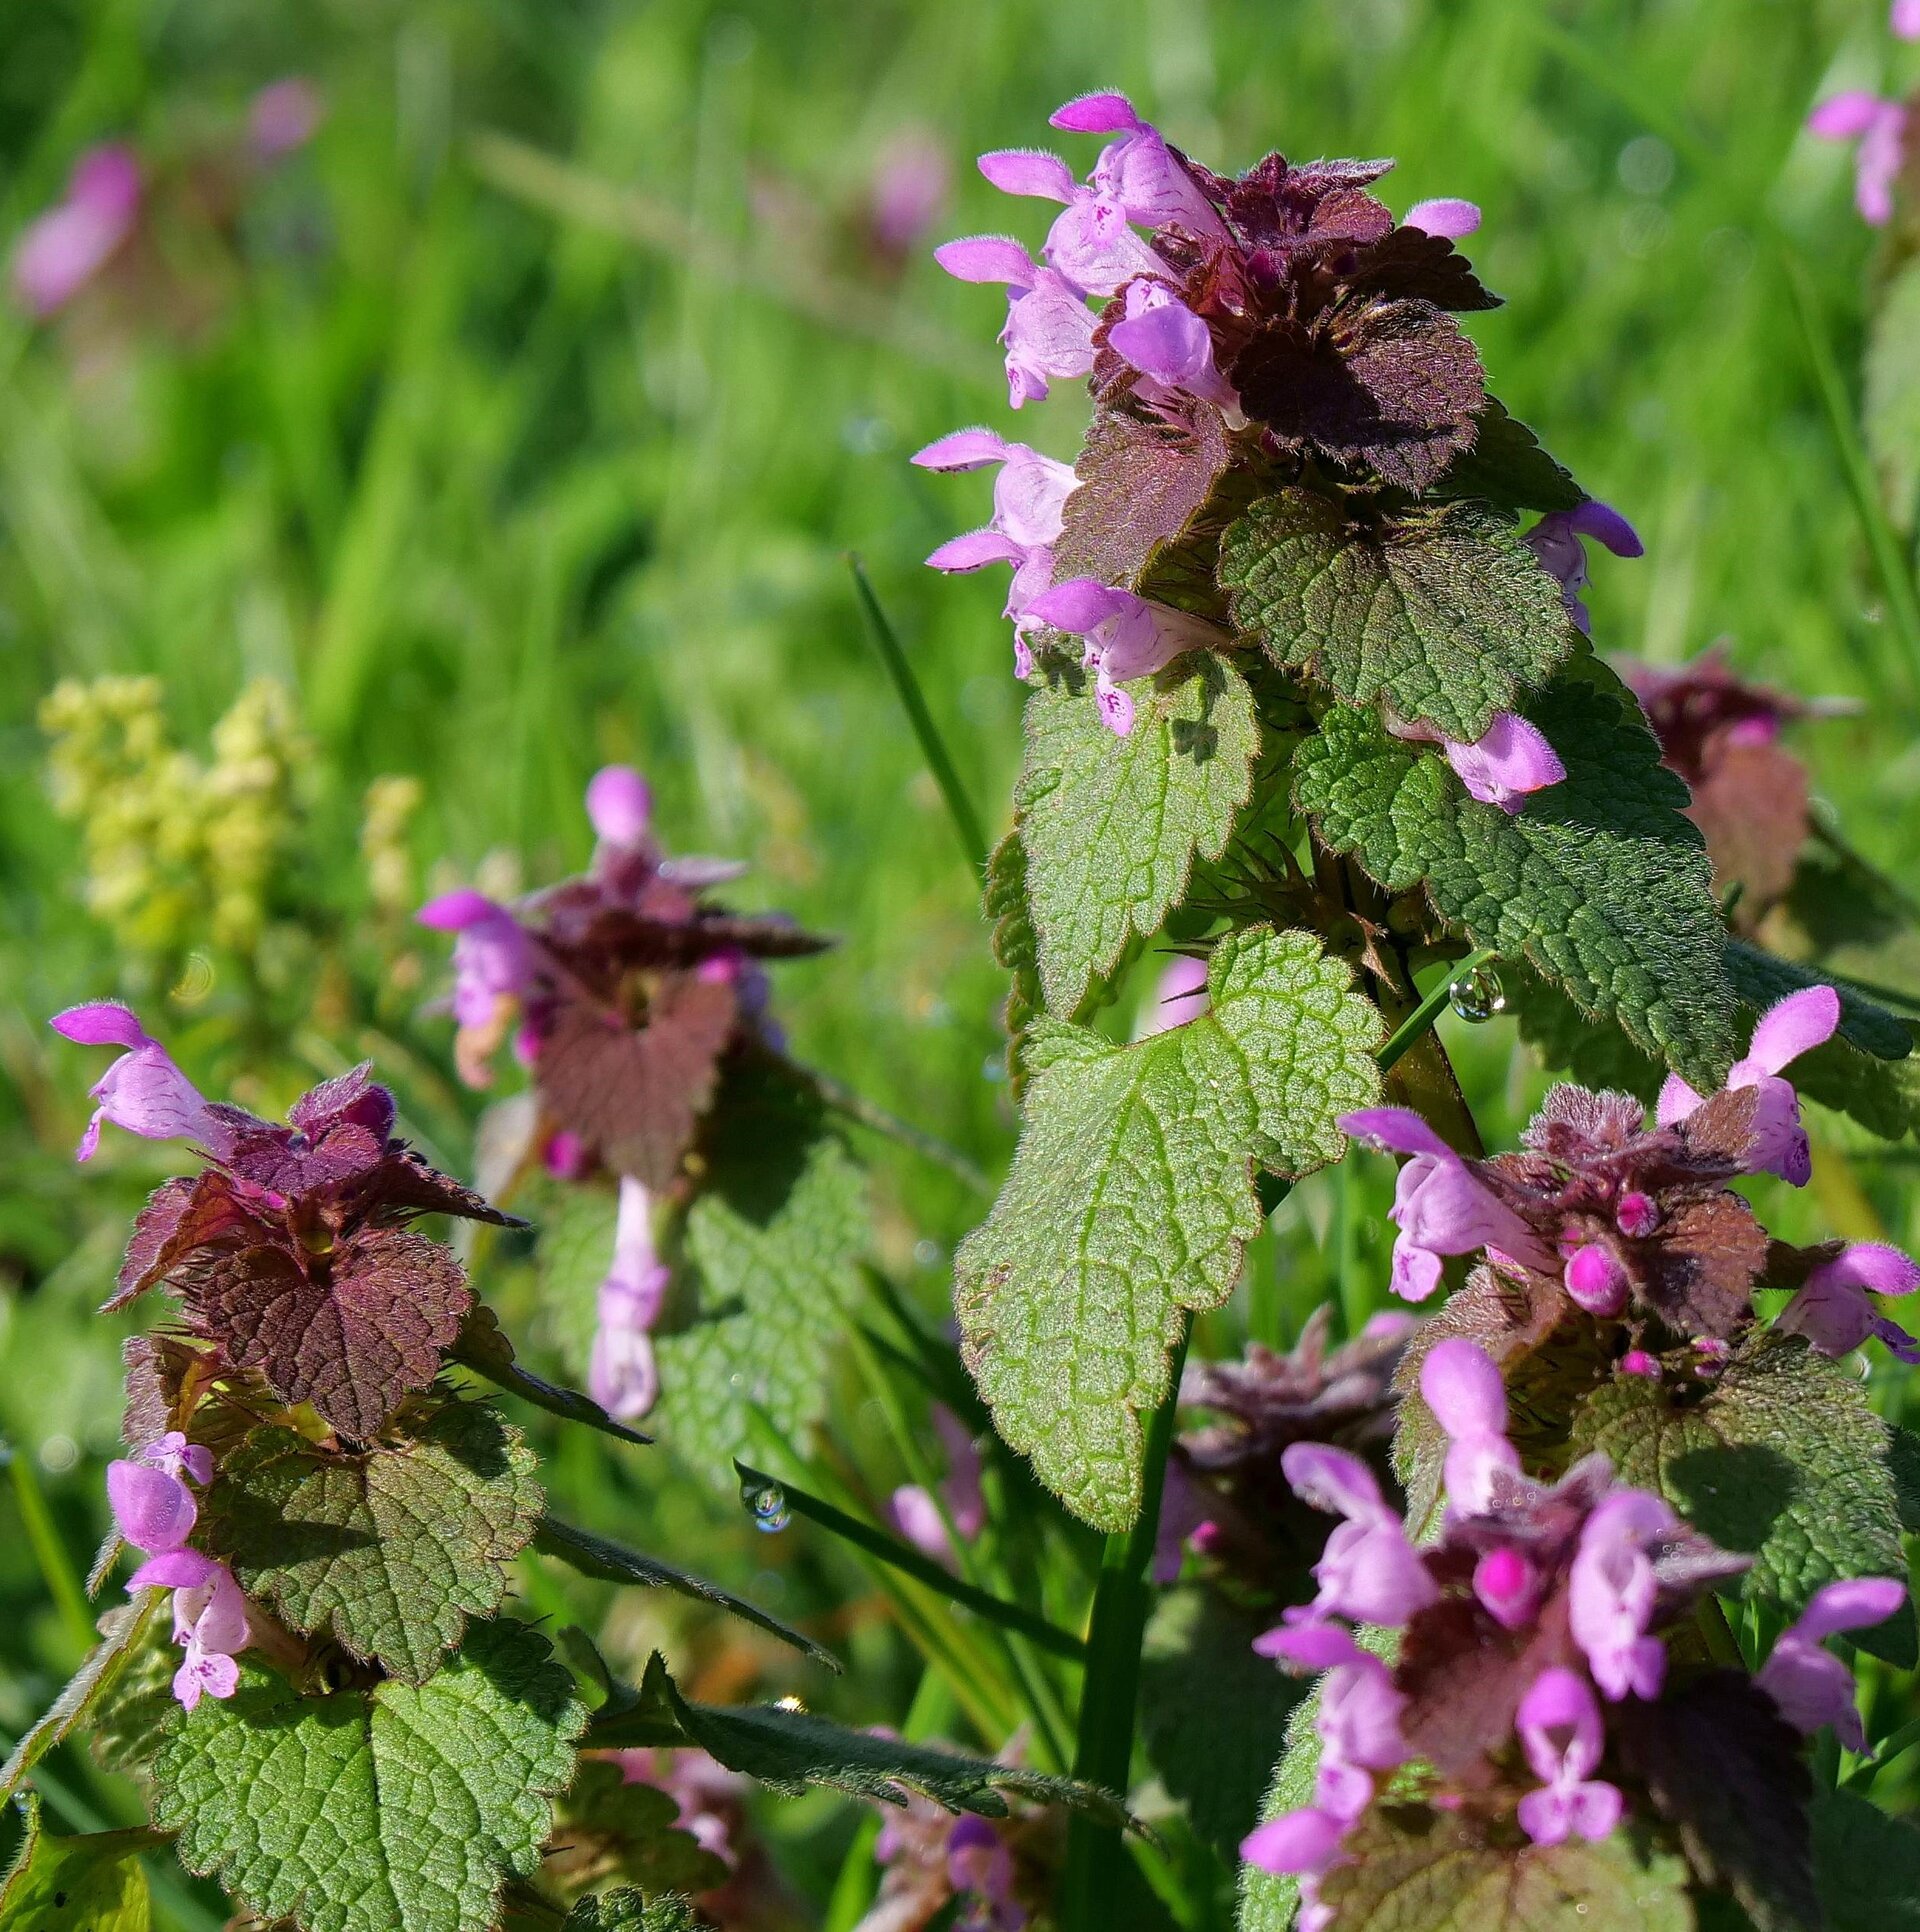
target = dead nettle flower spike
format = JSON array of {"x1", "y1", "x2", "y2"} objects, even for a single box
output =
[
  {"x1": 418, "y1": 765, "x2": 831, "y2": 1420},
  {"x1": 50, "y1": 1004, "x2": 520, "y2": 1439},
  {"x1": 1337, "y1": 987, "x2": 1920, "y2": 1358},
  {"x1": 1241, "y1": 1337, "x2": 1903, "y2": 1923},
  {"x1": 918, "y1": 92, "x2": 1641, "y2": 778},
  {"x1": 106, "y1": 1434, "x2": 251, "y2": 1711}
]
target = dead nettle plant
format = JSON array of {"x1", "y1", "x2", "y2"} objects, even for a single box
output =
[
  {"x1": 916, "y1": 86, "x2": 1920, "y2": 1932},
  {"x1": 3, "y1": 979, "x2": 1123, "y2": 1932}
]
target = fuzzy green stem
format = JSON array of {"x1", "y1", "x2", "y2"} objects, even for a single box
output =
[{"x1": 1059, "y1": 1315, "x2": 1192, "y2": 1931}]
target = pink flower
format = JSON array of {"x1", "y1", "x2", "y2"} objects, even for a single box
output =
[
  {"x1": 1567, "y1": 1488, "x2": 1674, "y2": 1700},
  {"x1": 1048, "y1": 92, "x2": 1228, "y2": 241},
  {"x1": 1757, "y1": 1576, "x2": 1907, "y2": 1751},
  {"x1": 585, "y1": 765, "x2": 654, "y2": 850},
  {"x1": 248, "y1": 78, "x2": 325, "y2": 165},
  {"x1": 1898, "y1": 0, "x2": 1920, "y2": 40},
  {"x1": 1419, "y1": 1338, "x2": 1521, "y2": 1514},
  {"x1": 588, "y1": 1177, "x2": 671, "y2": 1421},
  {"x1": 1807, "y1": 92, "x2": 1909, "y2": 226},
  {"x1": 933, "y1": 237, "x2": 1098, "y2": 406},
  {"x1": 137, "y1": 1430, "x2": 215, "y2": 1487},
  {"x1": 889, "y1": 1406, "x2": 987, "y2": 1563},
  {"x1": 913, "y1": 427, "x2": 1080, "y2": 549},
  {"x1": 1525, "y1": 501, "x2": 1644, "y2": 634},
  {"x1": 1389, "y1": 710, "x2": 1566, "y2": 814},
  {"x1": 168, "y1": 1559, "x2": 251, "y2": 1711},
  {"x1": 1279, "y1": 1443, "x2": 1438, "y2": 1627},
  {"x1": 1023, "y1": 578, "x2": 1230, "y2": 735},
  {"x1": 1338, "y1": 1107, "x2": 1551, "y2": 1301},
  {"x1": 1515, "y1": 1669, "x2": 1623, "y2": 1846},
  {"x1": 1657, "y1": 985, "x2": 1841, "y2": 1186},
  {"x1": 416, "y1": 889, "x2": 539, "y2": 1039},
  {"x1": 1107, "y1": 279, "x2": 1242, "y2": 416},
  {"x1": 1402, "y1": 198, "x2": 1481, "y2": 239},
  {"x1": 1779, "y1": 1241, "x2": 1920, "y2": 1362},
  {"x1": 48, "y1": 1002, "x2": 229, "y2": 1164},
  {"x1": 107, "y1": 1458, "x2": 199, "y2": 1556},
  {"x1": 945, "y1": 1815, "x2": 1025, "y2": 1931},
  {"x1": 1564, "y1": 1242, "x2": 1630, "y2": 1318},
  {"x1": 10, "y1": 144, "x2": 141, "y2": 318},
  {"x1": 1473, "y1": 1546, "x2": 1545, "y2": 1631}
]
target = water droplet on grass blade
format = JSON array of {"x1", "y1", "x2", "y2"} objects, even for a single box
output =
[
  {"x1": 1448, "y1": 964, "x2": 1506, "y2": 1024},
  {"x1": 738, "y1": 1475, "x2": 790, "y2": 1533}
]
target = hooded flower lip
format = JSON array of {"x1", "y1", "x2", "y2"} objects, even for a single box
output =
[
  {"x1": 912, "y1": 427, "x2": 1080, "y2": 548},
  {"x1": 1279, "y1": 1441, "x2": 1438, "y2": 1626},
  {"x1": 1756, "y1": 1575, "x2": 1907, "y2": 1751},
  {"x1": 585, "y1": 764, "x2": 654, "y2": 851},
  {"x1": 1525, "y1": 500, "x2": 1644, "y2": 634},
  {"x1": 10, "y1": 143, "x2": 141, "y2": 318},
  {"x1": 1337, "y1": 1105, "x2": 1552, "y2": 1302},
  {"x1": 1807, "y1": 90, "x2": 1909, "y2": 225},
  {"x1": 934, "y1": 236, "x2": 1100, "y2": 406},
  {"x1": 1657, "y1": 985, "x2": 1840, "y2": 1187},
  {"x1": 1419, "y1": 1337, "x2": 1520, "y2": 1514},
  {"x1": 1777, "y1": 1240, "x2": 1920, "y2": 1362},
  {"x1": 1023, "y1": 578, "x2": 1230, "y2": 735},
  {"x1": 1387, "y1": 710, "x2": 1566, "y2": 814},
  {"x1": 1514, "y1": 1668, "x2": 1622, "y2": 1846},
  {"x1": 50, "y1": 1001, "x2": 230, "y2": 1164},
  {"x1": 1403, "y1": 198, "x2": 1481, "y2": 239}
]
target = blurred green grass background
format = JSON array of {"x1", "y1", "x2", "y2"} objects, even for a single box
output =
[{"x1": 3, "y1": 0, "x2": 1920, "y2": 1919}]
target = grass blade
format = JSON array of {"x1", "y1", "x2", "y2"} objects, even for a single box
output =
[
  {"x1": 732, "y1": 1459, "x2": 1084, "y2": 1662},
  {"x1": 848, "y1": 555, "x2": 991, "y2": 883}
]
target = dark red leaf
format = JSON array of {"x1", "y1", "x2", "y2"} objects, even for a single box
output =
[
  {"x1": 535, "y1": 973, "x2": 740, "y2": 1190},
  {"x1": 287, "y1": 1064, "x2": 395, "y2": 1143},
  {"x1": 1638, "y1": 1192, "x2": 1770, "y2": 1339},
  {"x1": 177, "y1": 1227, "x2": 470, "y2": 1439},
  {"x1": 106, "y1": 1173, "x2": 276, "y2": 1312}
]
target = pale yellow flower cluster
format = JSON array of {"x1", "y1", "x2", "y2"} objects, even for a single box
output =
[
  {"x1": 360, "y1": 773, "x2": 424, "y2": 916},
  {"x1": 40, "y1": 674, "x2": 311, "y2": 958}
]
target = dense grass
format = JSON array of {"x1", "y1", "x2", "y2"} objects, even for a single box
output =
[{"x1": 2, "y1": 1, "x2": 1918, "y2": 1924}]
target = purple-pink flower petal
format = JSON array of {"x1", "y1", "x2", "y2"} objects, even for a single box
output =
[
  {"x1": 1403, "y1": 197, "x2": 1481, "y2": 239},
  {"x1": 935, "y1": 235, "x2": 1038, "y2": 286},
  {"x1": 585, "y1": 766, "x2": 653, "y2": 849},
  {"x1": 977, "y1": 148, "x2": 1078, "y2": 202}
]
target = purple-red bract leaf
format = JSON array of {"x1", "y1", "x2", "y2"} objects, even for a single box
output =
[
  {"x1": 177, "y1": 1227, "x2": 470, "y2": 1439},
  {"x1": 536, "y1": 975, "x2": 740, "y2": 1191}
]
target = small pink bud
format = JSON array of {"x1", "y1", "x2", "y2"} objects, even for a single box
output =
[
  {"x1": 1619, "y1": 1349, "x2": 1661, "y2": 1379},
  {"x1": 1473, "y1": 1546, "x2": 1541, "y2": 1629},
  {"x1": 1615, "y1": 1191, "x2": 1659, "y2": 1238},
  {"x1": 1565, "y1": 1243, "x2": 1629, "y2": 1318}
]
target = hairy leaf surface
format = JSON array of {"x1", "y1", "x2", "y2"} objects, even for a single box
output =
[
  {"x1": 1220, "y1": 488, "x2": 1575, "y2": 742},
  {"x1": 563, "y1": 1890, "x2": 700, "y2": 1932},
  {"x1": 1811, "y1": 1787, "x2": 1920, "y2": 1932},
  {"x1": 652, "y1": 1055, "x2": 866, "y2": 1483},
  {"x1": 1294, "y1": 664, "x2": 1738, "y2": 1085},
  {"x1": 1313, "y1": 1810, "x2": 1693, "y2": 1932},
  {"x1": 153, "y1": 1619, "x2": 583, "y2": 1932},
  {"x1": 0, "y1": 1797, "x2": 156, "y2": 1932},
  {"x1": 1568, "y1": 1335, "x2": 1908, "y2": 1648},
  {"x1": 956, "y1": 927, "x2": 1382, "y2": 1530},
  {"x1": 205, "y1": 1400, "x2": 543, "y2": 1683},
  {"x1": 1015, "y1": 654, "x2": 1258, "y2": 1016},
  {"x1": 0, "y1": 1595, "x2": 162, "y2": 1803},
  {"x1": 181, "y1": 1224, "x2": 470, "y2": 1440}
]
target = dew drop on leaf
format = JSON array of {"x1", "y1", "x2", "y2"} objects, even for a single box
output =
[
  {"x1": 1447, "y1": 963, "x2": 1507, "y2": 1023},
  {"x1": 738, "y1": 1475, "x2": 791, "y2": 1533}
]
